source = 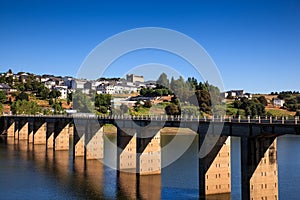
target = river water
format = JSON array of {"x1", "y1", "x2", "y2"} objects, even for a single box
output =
[{"x1": 0, "y1": 134, "x2": 299, "y2": 200}]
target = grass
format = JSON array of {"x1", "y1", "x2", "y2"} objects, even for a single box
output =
[
  {"x1": 266, "y1": 108, "x2": 295, "y2": 117},
  {"x1": 129, "y1": 102, "x2": 170, "y2": 116},
  {"x1": 103, "y1": 124, "x2": 117, "y2": 134}
]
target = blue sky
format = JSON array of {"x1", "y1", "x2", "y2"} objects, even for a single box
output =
[{"x1": 0, "y1": 0, "x2": 299, "y2": 93}]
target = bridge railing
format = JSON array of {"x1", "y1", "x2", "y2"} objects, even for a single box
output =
[{"x1": 2, "y1": 114, "x2": 299, "y2": 125}]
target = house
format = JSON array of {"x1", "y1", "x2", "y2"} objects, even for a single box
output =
[
  {"x1": 70, "y1": 79, "x2": 92, "y2": 94},
  {"x1": 70, "y1": 79, "x2": 86, "y2": 89},
  {"x1": 96, "y1": 82, "x2": 139, "y2": 95},
  {"x1": 63, "y1": 76, "x2": 74, "y2": 89},
  {"x1": 0, "y1": 83, "x2": 15, "y2": 94},
  {"x1": 223, "y1": 90, "x2": 252, "y2": 99},
  {"x1": 91, "y1": 81, "x2": 102, "y2": 91},
  {"x1": 114, "y1": 84, "x2": 139, "y2": 94},
  {"x1": 273, "y1": 98, "x2": 285, "y2": 107},
  {"x1": 18, "y1": 73, "x2": 29, "y2": 83},
  {"x1": 44, "y1": 80, "x2": 56, "y2": 89},
  {"x1": 54, "y1": 86, "x2": 68, "y2": 99},
  {"x1": 96, "y1": 84, "x2": 115, "y2": 94}
]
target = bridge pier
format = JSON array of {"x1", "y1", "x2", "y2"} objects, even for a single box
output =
[
  {"x1": 73, "y1": 119, "x2": 104, "y2": 160},
  {"x1": 73, "y1": 122, "x2": 85, "y2": 158},
  {"x1": 117, "y1": 126, "x2": 161, "y2": 175},
  {"x1": 85, "y1": 120, "x2": 104, "y2": 160},
  {"x1": 73, "y1": 120, "x2": 87, "y2": 159},
  {"x1": 250, "y1": 139, "x2": 278, "y2": 200},
  {"x1": 117, "y1": 128, "x2": 137, "y2": 173},
  {"x1": 7, "y1": 118, "x2": 15, "y2": 137},
  {"x1": 47, "y1": 121, "x2": 55, "y2": 149},
  {"x1": 137, "y1": 128, "x2": 161, "y2": 175},
  {"x1": 33, "y1": 119, "x2": 47, "y2": 145},
  {"x1": 198, "y1": 136, "x2": 231, "y2": 199},
  {"x1": 18, "y1": 119, "x2": 28, "y2": 140},
  {"x1": 54, "y1": 119, "x2": 70, "y2": 151},
  {"x1": 241, "y1": 135, "x2": 278, "y2": 200}
]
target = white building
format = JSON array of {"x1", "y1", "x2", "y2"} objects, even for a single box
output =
[
  {"x1": 96, "y1": 83, "x2": 139, "y2": 94},
  {"x1": 273, "y1": 98, "x2": 285, "y2": 107},
  {"x1": 54, "y1": 85, "x2": 68, "y2": 99},
  {"x1": 114, "y1": 84, "x2": 138, "y2": 94},
  {"x1": 71, "y1": 79, "x2": 86, "y2": 90},
  {"x1": 71, "y1": 79, "x2": 92, "y2": 94},
  {"x1": 96, "y1": 84, "x2": 115, "y2": 94},
  {"x1": 0, "y1": 83, "x2": 16, "y2": 94},
  {"x1": 223, "y1": 90, "x2": 252, "y2": 99},
  {"x1": 63, "y1": 76, "x2": 73, "y2": 89},
  {"x1": 44, "y1": 80, "x2": 56, "y2": 89}
]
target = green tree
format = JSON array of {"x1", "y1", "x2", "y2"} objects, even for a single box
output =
[
  {"x1": 37, "y1": 86, "x2": 50, "y2": 99},
  {"x1": 157, "y1": 73, "x2": 169, "y2": 88},
  {"x1": 187, "y1": 77, "x2": 198, "y2": 88},
  {"x1": 0, "y1": 102, "x2": 3, "y2": 114},
  {"x1": 170, "y1": 76, "x2": 194, "y2": 103},
  {"x1": 98, "y1": 106, "x2": 108, "y2": 114},
  {"x1": 72, "y1": 90, "x2": 94, "y2": 113},
  {"x1": 5, "y1": 76, "x2": 13, "y2": 86},
  {"x1": 52, "y1": 102, "x2": 64, "y2": 114},
  {"x1": 49, "y1": 90, "x2": 61, "y2": 100},
  {"x1": 0, "y1": 91, "x2": 6, "y2": 103},
  {"x1": 16, "y1": 92, "x2": 29, "y2": 101},
  {"x1": 258, "y1": 96, "x2": 268, "y2": 106},
  {"x1": 11, "y1": 100, "x2": 41, "y2": 115},
  {"x1": 181, "y1": 106, "x2": 201, "y2": 116},
  {"x1": 17, "y1": 84, "x2": 26, "y2": 92},
  {"x1": 144, "y1": 100, "x2": 152, "y2": 108},
  {"x1": 233, "y1": 98, "x2": 265, "y2": 117},
  {"x1": 95, "y1": 94, "x2": 112, "y2": 108},
  {"x1": 165, "y1": 103, "x2": 181, "y2": 115}
]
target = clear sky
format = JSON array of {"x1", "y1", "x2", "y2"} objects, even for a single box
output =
[{"x1": 0, "y1": 0, "x2": 299, "y2": 93}]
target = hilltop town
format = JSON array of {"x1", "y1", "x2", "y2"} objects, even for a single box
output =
[{"x1": 0, "y1": 69, "x2": 299, "y2": 118}]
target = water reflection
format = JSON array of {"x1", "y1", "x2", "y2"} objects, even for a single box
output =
[
  {"x1": 1, "y1": 136, "x2": 163, "y2": 200},
  {"x1": 250, "y1": 139, "x2": 278, "y2": 200},
  {"x1": 0, "y1": 133, "x2": 290, "y2": 200}
]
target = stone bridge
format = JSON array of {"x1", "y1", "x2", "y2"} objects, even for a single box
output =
[{"x1": 0, "y1": 115, "x2": 299, "y2": 200}]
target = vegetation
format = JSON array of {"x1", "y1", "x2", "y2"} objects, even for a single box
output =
[
  {"x1": 266, "y1": 108, "x2": 295, "y2": 118},
  {"x1": 0, "y1": 103, "x2": 3, "y2": 115},
  {"x1": 165, "y1": 103, "x2": 181, "y2": 115},
  {"x1": 11, "y1": 100, "x2": 42, "y2": 115},
  {"x1": 16, "y1": 92, "x2": 29, "y2": 101},
  {"x1": 156, "y1": 73, "x2": 170, "y2": 88},
  {"x1": 94, "y1": 94, "x2": 112, "y2": 114},
  {"x1": 4, "y1": 70, "x2": 299, "y2": 118},
  {"x1": 0, "y1": 91, "x2": 6, "y2": 103},
  {"x1": 140, "y1": 87, "x2": 172, "y2": 97},
  {"x1": 72, "y1": 90, "x2": 94, "y2": 113},
  {"x1": 232, "y1": 97, "x2": 265, "y2": 117},
  {"x1": 257, "y1": 96, "x2": 268, "y2": 106},
  {"x1": 271, "y1": 91, "x2": 300, "y2": 112}
]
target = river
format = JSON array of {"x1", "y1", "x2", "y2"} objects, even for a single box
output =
[{"x1": 0, "y1": 134, "x2": 299, "y2": 199}]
